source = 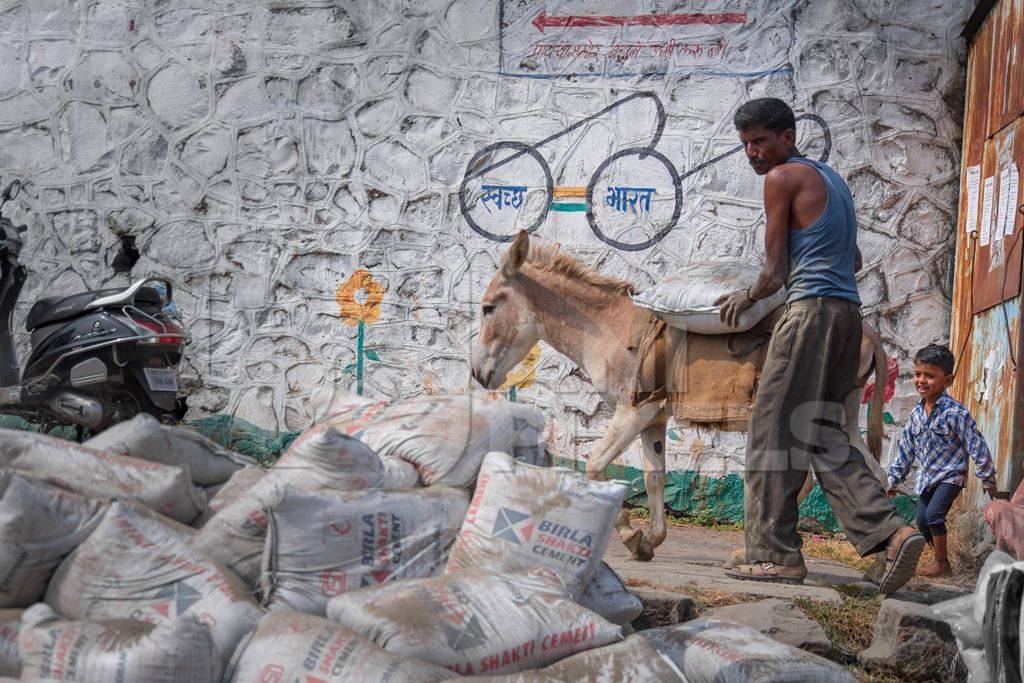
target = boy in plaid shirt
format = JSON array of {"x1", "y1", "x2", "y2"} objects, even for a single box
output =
[{"x1": 886, "y1": 344, "x2": 998, "y2": 577}]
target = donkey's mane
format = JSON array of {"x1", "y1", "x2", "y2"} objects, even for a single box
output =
[{"x1": 523, "y1": 242, "x2": 636, "y2": 297}]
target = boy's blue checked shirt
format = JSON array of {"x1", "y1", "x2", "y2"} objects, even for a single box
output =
[{"x1": 887, "y1": 393, "x2": 996, "y2": 494}]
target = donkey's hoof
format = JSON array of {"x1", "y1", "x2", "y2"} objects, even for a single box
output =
[
  {"x1": 631, "y1": 540, "x2": 655, "y2": 562},
  {"x1": 621, "y1": 529, "x2": 644, "y2": 555}
]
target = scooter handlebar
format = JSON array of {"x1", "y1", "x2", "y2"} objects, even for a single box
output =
[{"x1": 1, "y1": 180, "x2": 20, "y2": 205}]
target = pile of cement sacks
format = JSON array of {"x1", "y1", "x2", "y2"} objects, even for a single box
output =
[
  {"x1": 934, "y1": 549, "x2": 1024, "y2": 681},
  {"x1": 0, "y1": 388, "x2": 854, "y2": 681}
]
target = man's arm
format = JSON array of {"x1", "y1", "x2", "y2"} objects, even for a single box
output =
[
  {"x1": 717, "y1": 167, "x2": 794, "y2": 327},
  {"x1": 854, "y1": 246, "x2": 863, "y2": 273}
]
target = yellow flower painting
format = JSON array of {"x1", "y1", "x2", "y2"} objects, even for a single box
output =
[{"x1": 336, "y1": 269, "x2": 386, "y2": 326}]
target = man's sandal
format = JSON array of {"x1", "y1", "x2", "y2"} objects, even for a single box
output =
[
  {"x1": 878, "y1": 527, "x2": 926, "y2": 594},
  {"x1": 724, "y1": 562, "x2": 807, "y2": 585}
]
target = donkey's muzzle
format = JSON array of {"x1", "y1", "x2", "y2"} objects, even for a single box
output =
[{"x1": 471, "y1": 366, "x2": 492, "y2": 389}]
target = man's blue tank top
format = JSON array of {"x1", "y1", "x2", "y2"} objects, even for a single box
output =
[{"x1": 784, "y1": 157, "x2": 861, "y2": 305}]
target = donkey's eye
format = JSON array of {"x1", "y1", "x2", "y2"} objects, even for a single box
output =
[{"x1": 482, "y1": 303, "x2": 495, "y2": 316}]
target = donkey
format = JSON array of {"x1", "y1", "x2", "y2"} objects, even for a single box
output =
[{"x1": 471, "y1": 230, "x2": 889, "y2": 562}]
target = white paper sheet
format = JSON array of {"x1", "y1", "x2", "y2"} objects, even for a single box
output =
[
  {"x1": 997, "y1": 167, "x2": 1011, "y2": 240},
  {"x1": 1008, "y1": 164, "x2": 1021, "y2": 238},
  {"x1": 965, "y1": 165, "x2": 981, "y2": 236},
  {"x1": 981, "y1": 175, "x2": 994, "y2": 247}
]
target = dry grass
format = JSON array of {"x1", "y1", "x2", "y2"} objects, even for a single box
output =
[
  {"x1": 621, "y1": 577, "x2": 761, "y2": 615},
  {"x1": 627, "y1": 506, "x2": 743, "y2": 532},
  {"x1": 801, "y1": 536, "x2": 874, "y2": 573},
  {"x1": 947, "y1": 495, "x2": 987, "y2": 579},
  {"x1": 675, "y1": 582, "x2": 764, "y2": 614},
  {"x1": 794, "y1": 588, "x2": 881, "y2": 666}
]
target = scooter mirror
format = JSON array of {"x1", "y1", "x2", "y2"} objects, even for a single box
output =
[
  {"x1": 148, "y1": 278, "x2": 174, "y2": 306},
  {"x1": 2, "y1": 180, "x2": 21, "y2": 203}
]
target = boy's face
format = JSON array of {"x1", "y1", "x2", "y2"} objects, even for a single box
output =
[{"x1": 914, "y1": 362, "x2": 953, "y2": 402}]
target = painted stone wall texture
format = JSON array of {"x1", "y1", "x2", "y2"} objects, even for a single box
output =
[{"x1": 0, "y1": 0, "x2": 971, "y2": 479}]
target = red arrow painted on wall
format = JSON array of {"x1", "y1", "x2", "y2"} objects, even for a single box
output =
[{"x1": 531, "y1": 10, "x2": 747, "y2": 33}]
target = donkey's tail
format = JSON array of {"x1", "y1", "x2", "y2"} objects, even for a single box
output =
[{"x1": 864, "y1": 324, "x2": 887, "y2": 461}]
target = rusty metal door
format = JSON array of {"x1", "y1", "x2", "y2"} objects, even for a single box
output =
[{"x1": 951, "y1": 0, "x2": 1024, "y2": 504}]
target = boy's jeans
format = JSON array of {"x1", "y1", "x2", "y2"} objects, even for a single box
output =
[
  {"x1": 916, "y1": 482, "x2": 962, "y2": 541},
  {"x1": 743, "y1": 297, "x2": 906, "y2": 566}
]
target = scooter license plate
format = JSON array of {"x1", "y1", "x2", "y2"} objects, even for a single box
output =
[{"x1": 143, "y1": 368, "x2": 178, "y2": 392}]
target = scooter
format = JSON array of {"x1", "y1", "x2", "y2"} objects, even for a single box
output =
[{"x1": 0, "y1": 180, "x2": 189, "y2": 432}]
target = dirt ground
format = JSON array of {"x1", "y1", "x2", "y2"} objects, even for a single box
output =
[{"x1": 606, "y1": 522, "x2": 972, "y2": 682}]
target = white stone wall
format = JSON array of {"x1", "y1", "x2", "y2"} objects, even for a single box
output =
[{"x1": 0, "y1": 0, "x2": 971, "y2": 475}]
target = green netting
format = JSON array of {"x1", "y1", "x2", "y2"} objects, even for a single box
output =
[
  {"x1": 3, "y1": 413, "x2": 919, "y2": 528},
  {"x1": 185, "y1": 415, "x2": 299, "y2": 467},
  {"x1": 555, "y1": 456, "x2": 917, "y2": 532},
  {"x1": 1, "y1": 413, "x2": 300, "y2": 467},
  {"x1": 0, "y1": 414, "x2": 79, "y2": 440}
]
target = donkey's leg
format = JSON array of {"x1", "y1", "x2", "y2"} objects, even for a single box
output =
[
  {"x1": 843, "y1": 388, "x2": 887, "y2": 483},
  {"x1": 585, "y1": 402, "x2": 661, "y2": 552},
  {"x1": 633, "y1": 417, "x2": 669, "y2": 561}
]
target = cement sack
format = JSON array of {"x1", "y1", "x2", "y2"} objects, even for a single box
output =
[
  {"x1": 191, "y1": 427, "x2": 382, "y2": 585},
  {"x1": 640, "y1": 619, "x2": 856, "y2": 682},
  {"x1": 0, "y1": 609, "x2": 21, "y2": 677},
  {"x1": 0, "y1": 439, "x2": 204, "y2": 524},
  {"x1": 446, "y1": 451, "x2": 629, "y2": 598},
  {"x1": 44, "y1": 501, "x2": 262, "y2": 663},
  {"x1": 18, "y1": 603, "x2": 220, "y2": 682},
  {"x1": 381, "y1": 456, "x2": 421, "y2": 488},
  {"x1": 462, "y1": 634, "x2": 685, "y2": 682},
  {"x1": 326, "y1": 568, "x2": 621, "y2": 676},
  {"x1": 224, "y1": 609, "x2": 452, "y2": 683},
  {"x1": 933, "y1": 550, "x2": 1020, "y2": 683},
  {"x1": 261, "y1": 486, "x2": 470, "y2": 615},
  {"x1": 578, "y1": 562, "x2": 643, "y2": 626},
  {"x1": 307, "y1": 386, "x2": 379, "y2": 424},
  {"x1": 632, "y1": 261, "x2": 786, "y2": 334},
  {"x1": 0, "y1": 471, "x2": 106, "y2": 608},
  {"x1": 0, "y1": 428, "x2": 63, "y2": 461},
  {"x1": 306, "y1": 389, "x2": 547, "y2": 487},
  {"x1": 193, "y1": 465, "x2": 266, "y2": 528},
  {"x1": 85, "y1": 413, "x2": 257, "y2": 486}
]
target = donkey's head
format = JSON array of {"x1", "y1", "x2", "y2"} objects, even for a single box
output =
[{"x1": 471, "y1": 230, "x2": 542, "y2": 390}]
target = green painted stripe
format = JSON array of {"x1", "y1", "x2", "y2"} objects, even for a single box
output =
[
  {"x1": 554, "y1": 456, "x2": 918, "y2": 533},
  {"x1": 550, "y1": 202, "x2": 587, "y2": 212}
]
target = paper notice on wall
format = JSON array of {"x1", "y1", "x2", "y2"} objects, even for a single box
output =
[
  {"x1": 996, "y1": 167, "x2": 1011, "y2": 240},
  {"x1": 1008, "y1": 164, "x2": 1021, "y2": 238},
  {"x1": 980, "y1": 175, "x2": 994, "y2": 247},
  {"x1": 965, "y1": 165, "x2": 981, "y2": 236}
]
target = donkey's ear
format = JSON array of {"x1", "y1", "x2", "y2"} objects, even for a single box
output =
[{"x1": 502, "y1": 230, "x2": 529, "y2": 278}]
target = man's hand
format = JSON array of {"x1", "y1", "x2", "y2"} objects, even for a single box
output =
[
  {"x1": 984, "y1": 481, "x2": 999, "y2": 499},
  {"x1": 715, "y1": 288, "x2": 755, "y2": 328},
  {"x1": 885, "y1": 488, "x2": 897, "y2": 499}
]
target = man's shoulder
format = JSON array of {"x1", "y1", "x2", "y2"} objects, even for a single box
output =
[
  {"x1": 767, "y1": 160, "x2": 818, "y2": 178},
  {"x1": 764, "y1": 162, "x2": 819, "y2": 197}
]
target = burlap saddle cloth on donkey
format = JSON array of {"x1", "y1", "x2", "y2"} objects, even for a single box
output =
[{"x1": 628, "y1": 307, "x2": 784, "y2": 431}]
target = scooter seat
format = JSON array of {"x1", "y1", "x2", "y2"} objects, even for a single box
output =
[{"x1": 26, "y1": 286, "x2": 163, "y2": 331}]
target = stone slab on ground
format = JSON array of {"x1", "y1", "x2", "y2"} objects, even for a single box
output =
[
  {"x1": 847, "y1": 580, "x2": 972, "y2": 606},
  {"x1": 605, "y1": 524, "x2": 856, "y2": 604},
  {"x1": 630, "y1": 588, "x2": 695, "y2": 630},
  {"x1": 702, "y1": 598, "x2": 832, "y2": 657},
  {"x1": 859, "y1": 598, "x2": 967, "y2": 681}
]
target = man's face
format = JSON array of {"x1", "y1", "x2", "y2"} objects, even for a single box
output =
[{"x1": 738, "y1": 125, "x2": 795, "y2": 175}]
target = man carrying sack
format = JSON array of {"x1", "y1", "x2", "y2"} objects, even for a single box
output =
[{"x1": 716, "y1": 98, "x2": 924, "y2": 594}]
